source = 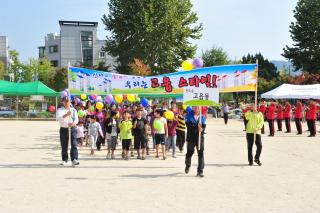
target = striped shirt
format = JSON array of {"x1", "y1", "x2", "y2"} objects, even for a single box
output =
[{"x1": 176, "y1": 114, "x2": 186, "y2": 132}]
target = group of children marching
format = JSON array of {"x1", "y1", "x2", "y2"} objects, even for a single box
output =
[{"x1": 75, "y1": 101, "x2": 187, "y2": 160}]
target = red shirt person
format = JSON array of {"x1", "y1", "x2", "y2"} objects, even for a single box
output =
[
  {"x1": 259, "y1": 101, "x2": 267, "y2": 134},
  {"x1": 306, "y1": 101, "x2": 317, "y2": 137},
  {"x1": 276, "y1": 103, "x2": 283, "y2": 131},
  {"x1": 266, "y1": 102, "x2": 276, "y2": 136},
  {"x1": 294, "y1": 100, "x2": 303, "y2": 134},
  {"x1": 284, "y1": 101, "x2": 292, "y2": 133}
]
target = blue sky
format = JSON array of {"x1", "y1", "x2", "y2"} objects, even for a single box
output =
[{"x1": 0, "y1": 0, "x2": 297, "y2": 62}]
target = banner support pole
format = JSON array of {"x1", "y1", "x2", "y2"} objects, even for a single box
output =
[{"x1": 254, "y1": 60, "x2": 259, "y2": 142}]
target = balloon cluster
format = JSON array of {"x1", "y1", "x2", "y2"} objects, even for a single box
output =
[
  {"x1": 76, "y1": 93, "x2": 151, "y2": 110},
  {"x1": 181, "y1": 58, "x2": 204, "y2": 71}
]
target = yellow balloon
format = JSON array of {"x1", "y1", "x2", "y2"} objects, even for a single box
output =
[
  {"x1": 183, "y1": 105, "x2": 188, "y2": 110},
  {"x1": 127, "y1": 94, "x2": 135, "y2": 103},
  {"x1": 182, "y1": 60, "x2": 193, "y2": 71},
  {"x1": 96, "y1": 102, "x2": 104, "y2": 110},
  {"x1": 80, "y1": 94, "x2": 87, "y2": 100},
  {"x1": 115, "y1": 94, "x2": 123, "y2": 103},
  {"x1": 165, "y1": 110, "x2": 174, "y2": 120},
  {"x1": 148, "y1": 100, "x2": 153, "y2": 106}
]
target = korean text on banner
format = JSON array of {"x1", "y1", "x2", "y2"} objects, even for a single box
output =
[{"x1": 183, "y1": 88, "x2": 219, "y2": 106}]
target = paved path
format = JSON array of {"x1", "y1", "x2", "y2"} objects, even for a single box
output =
[{"x1": 0, "y1": 119, "x2": 320, "y2": 213}]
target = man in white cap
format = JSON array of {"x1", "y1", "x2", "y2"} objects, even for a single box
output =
[{"x1": 57, "y1": 96, "x2": 79, "y2": 166}]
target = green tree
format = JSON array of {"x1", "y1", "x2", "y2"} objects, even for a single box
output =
[
  {"x1": 49, "y1": 68, "x2": 68, "y2": 92},
  {"x1": 241, "y1": 53, "x2": 278, "y2": 81},
  {"x1": 102, "y1": 0, "x2": 202, "y2": 74},
  {"x1": 8, "y1": 50, "x2": 23, "y2": 82},
  {"x1": 283, "y1": 0, "x2": 320, "y2": 73},
  {"x1": 24, "y1": 58, "x2": 54, "y2": 85},
  {"x1": 201, "y1": 46, "x2": 229, "y2": 67},
  {"x1": 0, "y1": 61, "x2": 5, "y2": 80}
]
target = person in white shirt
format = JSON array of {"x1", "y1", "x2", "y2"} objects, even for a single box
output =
[{"x1": 57, "y1": 96, "x2": 79, "y2": 166}]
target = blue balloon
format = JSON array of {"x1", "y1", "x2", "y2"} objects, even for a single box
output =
[
  {"x1": 88, "y1": 95, "x2": 93, "y2": 101},
  {"x1": 141, "y1": 98, "x2": 149, "y2": 107},
  {"x1": 186, "y1": 106, "x2": 192, "y2": 113},
  {"x1": 70, "y1": 95, "x2": 75, "y2": 101}
]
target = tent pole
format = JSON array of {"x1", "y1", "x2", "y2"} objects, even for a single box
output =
[
  {"x1": 55, "y1": 96, "x2": 58, "y2": 121},
  {"x1": 16, "y1": 96, "x2": 19, "y2": 119}
]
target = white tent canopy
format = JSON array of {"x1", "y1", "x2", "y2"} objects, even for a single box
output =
[{"x1": 261, "y1": 84, "x2": 320, "y2": 99}]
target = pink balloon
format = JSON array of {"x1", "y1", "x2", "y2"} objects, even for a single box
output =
[{"x1": 91, "y1": 94, "x2": 97, "y2": 100}]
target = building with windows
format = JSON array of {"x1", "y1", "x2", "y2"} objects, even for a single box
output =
[
  {"x1": 38, "y1": 21, "x2": 117, "y2": 70},
  {"x1": 0, "y1": 36, "x2": 10, "y2": 69}
]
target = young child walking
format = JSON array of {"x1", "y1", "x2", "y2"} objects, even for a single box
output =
[
  {"x1": 167, "y1": 118, "x2": 178, "y2": 158},
  {"x1": 176, "y1": 109, "x2": 187, "y2": 152},
  {"x1": 76, "y1": 121, "x2": 84, "y2": 146},
  {"x1": 105, "y1": 111, "x2": 118, "y2": 159},
  {"x1": 88, "y1": 115, "x2": 104, "y2": 155},
  {"x1": 132, "y1": 107, "x2": 148, "y2": 160},
  {"x1": 119, "y1": 111, "x2": 133, "y2": 160},
  {"x1": 154, "y1": 109, "x2": 168, "y2": 160}
]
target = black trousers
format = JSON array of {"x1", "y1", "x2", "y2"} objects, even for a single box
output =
[
  {"x1": 223, "y1": 113, "x2": 229, "y2": 124},
  {"x1": 59, "y1": 127, "x2": 78, "y2": 162},
  {"x1": 268, "y1": 119, "x2": 274, "y2": 136},
  {"x1": 244, "y1": 118, "x2": 248, "y2": 130},
  {"x1": 295, "y1": 118, "x2": 302, "y2": 134},
  {"x1": 185, "y1": 136, "x2": 204, "y2": 174},
  {"x1": 176, "y1": 130, "x2": 186, "y2": 151},
  {"x1": 309, "y1": 119, "x2": 316, "y2": 136},
  {"x1": 285, "y1": 118, "x2": 291, "y2": 132},
  {"x1": 261, "y1": 124, "x2": 265, "y2": 134},
  {"x1": 96, "y1": 136, "x2": 104, "y2": 151},
  {"x1": 277, "y1": 119, "x2": 282, "y2": 131},
  {"x1": 246, "y1": 133, "x2": 262, "y2": 164}
]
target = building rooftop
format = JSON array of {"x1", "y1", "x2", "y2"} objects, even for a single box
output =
[{"x1": 59, "y1": 20, "x2": 98, "y2": 27}]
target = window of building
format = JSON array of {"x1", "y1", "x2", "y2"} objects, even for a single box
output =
[
  {"x1": 99, "y1": 51, "x2": 105, "y2": 58},
  {"x1": 49, "y1": 45, "x2": 58, "y2": 53},
  {"x1": 51, "y1": 60, "x2": 58, "y2": 67},
  {"x1": 81, "y1": 31, "x2": 93, "y2": 66},
  {"x1": 38, "y1": 47, "x2": 45, "y2": 58}
]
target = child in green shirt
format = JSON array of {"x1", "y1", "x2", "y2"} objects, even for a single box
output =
[{"x1": 119, "y1": 111, "x2": 133, "y2": 160}]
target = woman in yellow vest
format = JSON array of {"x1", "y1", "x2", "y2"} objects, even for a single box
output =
[{"x1": 245, "y1": 106, "x2": 264, "y2": 166}]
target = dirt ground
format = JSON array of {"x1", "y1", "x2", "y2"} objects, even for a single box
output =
[{"x1": 0, "y1": 119, "x2": 320, "y2": 213}]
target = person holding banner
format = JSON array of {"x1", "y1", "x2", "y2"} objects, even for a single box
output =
[
  {"x1": 245, "y1": 105, "x2": 264, "y2": 166},
  {"x1": 57, "y1": 96, "x2": 80, "y2": 166},
  {"x1": 185, "y1": 107, "x2": 206, "y2": 178}
]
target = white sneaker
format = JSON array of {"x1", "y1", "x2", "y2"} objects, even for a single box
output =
[
  {"x1": 72, "y1": 160, "x2": 80, "y2": 166},
  {"x1": 59, "y1": 161, "x2": 68, "y2": 166},
  {"x1": 172, "y1": 154, "x2": 177, "y2": 158}
]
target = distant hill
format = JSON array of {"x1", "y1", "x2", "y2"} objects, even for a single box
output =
[{"x1": 271, "y1": 60, "x2": 301, "y2": 76}]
